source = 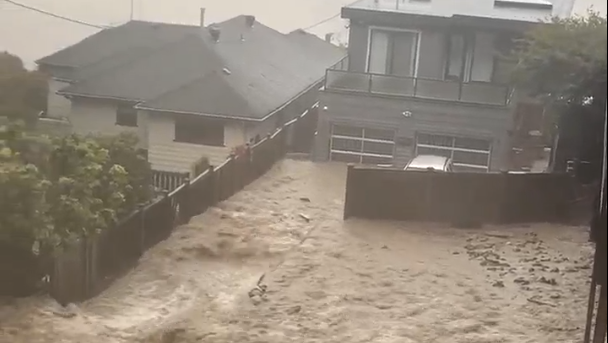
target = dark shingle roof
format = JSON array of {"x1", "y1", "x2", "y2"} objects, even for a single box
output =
[
  {"x1": 55, "y1": 16, "x2": 346, "y2": 120},
  {"x1": 138, "y1": 17, "x2": 345, "y2": 119},
  {"x1": 36, "y1": 21, "x2": 199, "y2": 69},
  {"x1": 58, "y1": 36, "x2": 215, "y2": 101}
]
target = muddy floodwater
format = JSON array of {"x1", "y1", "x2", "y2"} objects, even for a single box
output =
[{"x1": 0, "y1": 160, "x2": 594, "y2": 343}]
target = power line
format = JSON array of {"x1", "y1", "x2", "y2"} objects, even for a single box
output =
[
  {"x1": 301, "y1": 0, "x2": 364, "y2": 31},
  {"x1": 2, "y1": 0, "x2": 109, "y2": 29},
  {"x1": 301, "y1": 13, "x2": 341, "y2": 31}
]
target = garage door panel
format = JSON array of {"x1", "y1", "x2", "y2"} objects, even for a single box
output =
[
  {"x1": 416, "y1": 146, "x2": 452, "y2": 158},
  {"x1": 415, "y1": 133, "x2": 492, "y2": 171},
  {"x1": 417, "y1": 133, "x2": 454, "y2": 147},
  {"x1": 364, "y1": 128, "x2": 395, "y2": 141},
  {"x1": 331, "y1": 137, "x2": 362, "y2": 152},
  {"x1": 332, "y1": 125, "x2": 363, "y2": 137},
  {"x1": 454, "y1": 137, "x2": 491, "y2": 151},
  {"x1": 330, "y1": 152, "x2": 362, "y2": 163},
  {"x1": 330, "y1": 124, "x2": 395, "y2": 165},
  {"x1": 362, "y1": 141, "x2": 394, "y2": 155},
  {"x1": 452, "y1": 150, "x2": 490, "y2": 166},
  {"x1": 362, "y1": 155, "x2": 393, "y2": 165}
]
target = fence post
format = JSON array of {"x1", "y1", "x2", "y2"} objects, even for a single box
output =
[
  {"x1": 84, "y1": 236, "x2": 96, "y2": 299},
  {"x1": 343, "y1": 164, "x2": 355, "y2": 220},
  {"x1": 138, "y1": 204, "x2": 146, "y2": 256},
  {"x1": 181, "y1": 176, "x2": 190, "y2": 222},
  {"x1": 245, "y1": 145, "x2": 252, "y2": 184},
  {"x1": 425, "y1": 172, "x2": 434, "y2": 221},
  {"x1": 207, "y1": 165, "x2": 217, "y2": 207},
  {"x1": 79, "y1": 239, "x2": 88, "y2": 301},
  {"x1": 497, "y1": 171, "x2": 510, "y2": 224}
]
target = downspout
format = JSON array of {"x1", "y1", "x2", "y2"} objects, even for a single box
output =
[{"x1": 600, "y1": 103, "x2": 607, "y2": 213}]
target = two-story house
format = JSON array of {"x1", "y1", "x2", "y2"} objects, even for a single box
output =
[
  {"x1": 314, "y1": 0, "x2": 575, "y2": 172},
  {"x1": 36, "y1": 13, "x2": 345, "y2": 172}
]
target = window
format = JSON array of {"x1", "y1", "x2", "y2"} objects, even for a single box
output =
[
  {"x1": 445, "y1": 32, "x2": 496, "y2": 83},
  {"x1": 470, "y1": 33, "x2": 496, "y2": 82},
  {"x1": 415, "y1": 133, "x2": 492, "y2": 171},
  {"x1": 330, "y1": 124, "x2": 395, "y2": 165},
  {"x1": 368, "y1": 29, "x2": 419, "y2": 77},
  {"x1": 116, "y1": 105, "x2": 138, "y2": 127},
  {"x1": 446, "y1": 34, "x2": 467, "y2": 81},
  {"x1": 174, "y1": 117, "x2": 225, "y2": 146}
]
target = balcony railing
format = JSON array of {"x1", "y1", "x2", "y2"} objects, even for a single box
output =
[{"x1": 325, "y1": 59, "x2": 513, "y2": 107}]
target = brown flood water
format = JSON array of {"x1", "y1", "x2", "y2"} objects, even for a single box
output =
[{"x1": 0, "y1": 160, "x2": 594, "y2": 343}]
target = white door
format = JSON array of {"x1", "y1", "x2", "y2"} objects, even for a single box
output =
[
  {"x1": 415, "y1": 133, "x2": 492, "y2": 172},
  {"x1": 330, "y1": 124, "x2": 395, "y2": 165}
]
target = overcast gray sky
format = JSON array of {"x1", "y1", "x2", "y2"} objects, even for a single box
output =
[{"x1": 0, "y1": 0, "x2": 605, "y2": 67}]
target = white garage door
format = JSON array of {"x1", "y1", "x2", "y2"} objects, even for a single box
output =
[
  {"x1": 330, "y1": 124, "x2": 395, "y2": 165},
  {"x1": 415, "y1": 133, "x2": 492, "y2": 172}
]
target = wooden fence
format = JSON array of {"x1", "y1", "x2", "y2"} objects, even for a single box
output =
[
  {"x1": 343, "y1": 165, "x2": 585, "y2": 225},
  {"x1": 47, "y1": 118, "x2": 297, "y2": 304},
  {"x1": 152, "y1": 170, "x2": 189, "y2": 191}
]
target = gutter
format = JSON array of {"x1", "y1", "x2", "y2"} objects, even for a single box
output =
[
  {"x1": 56, "y1": 90, "x2": 143, "y2": 103},
  {"x1": 343, "y1": 7, "x2": 549, "y2": 27},
  {"x1": 135, "y1": 75, "x2": 327, "y2": 122},
  {"x1": 600, "y1": 103, "x2": 607, "y2": 212},
  {"x1": 132, "y1": 106, "x2": 263, "y2": 122},
  {"x1": 36, "y1": 61, "x2": 78, "y2": 69},
  {"x1": 51, "y1": 77, "x2": 75, "y2": 83}
]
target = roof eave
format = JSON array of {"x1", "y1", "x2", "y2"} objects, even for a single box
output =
[
  {"x1": 133, "y1": 105, "x2": 264, "y2": 122},
  {"x1": 35, "y1": 59, "x2": 77, "y2": 68},
  {"x1": 343, "y1": 6, "x2": 549, "y2": 31},
  {"x1": 137, "y1": 77, "x2": 325, "y2": 122},
  {"x1": 57, "y1": 90, "x2": 142, "y2": 103},
  {"x1": 451, "y1": 14, "x2": 545, "y2": 29}
]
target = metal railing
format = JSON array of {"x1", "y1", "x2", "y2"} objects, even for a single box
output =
[
  {"x1": 325, "y1": 57, "x2": 512, "y2": 107},
  {"x1": 364, "y1": 0, "x2": 435, "y2": 12}
]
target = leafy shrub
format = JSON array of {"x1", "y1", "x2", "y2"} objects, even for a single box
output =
[{"x1": 0, "y1": 125, "x2": 153, "y2": 252}]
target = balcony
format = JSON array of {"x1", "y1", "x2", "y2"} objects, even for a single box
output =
[{"x1": 324, "y1": 59, "x2": 513, "y2": 107}]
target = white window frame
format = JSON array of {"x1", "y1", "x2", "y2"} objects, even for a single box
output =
[
  {"x1": 414, "y1": 133, "x2": 492, "y2": 171},
  {"x1": 365, "y1": 26, "x2": 422, "y2": 78},
  {"x1": 330, "y1": 124, "x2": 396, "y2": 164}
]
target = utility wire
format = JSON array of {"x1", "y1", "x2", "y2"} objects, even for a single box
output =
[
  {"x1": 301, "y1": 13, "x2": 341, "y2": 31},
  {"x1": 2, "y1": 0, "x2": 109, "y2": 29}
]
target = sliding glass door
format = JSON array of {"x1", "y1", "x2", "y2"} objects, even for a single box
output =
[
  {"x1": 445, "y1": 32, "x2": 496, "y2": 83},
  {"x1": 367, "y1": 29, "x2": 419, "y2": 77}
]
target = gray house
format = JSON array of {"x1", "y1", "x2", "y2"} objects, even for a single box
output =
[
  {"x1": 36, "y1": 14, "x2": 345, "y2": 173},
  {"x1": 314, "y1": 0, "x2": 575, "y2": 172}
]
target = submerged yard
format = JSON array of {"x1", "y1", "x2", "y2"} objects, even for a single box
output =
[{"x1": 0, "y1": 160, "x2": 594, "y2": 343}]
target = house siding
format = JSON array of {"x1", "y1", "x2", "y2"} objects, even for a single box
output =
[
  {"x1": 246, "y1": 117, "x2": 279, "y2": 143},
  {"x1": 47, "y1": 79, "x2": 73, "y2": 118},
  {"x1": 143, "y1": 110, "x2": 251, "y2": 148},
  {"x1": 315, "y1": 91, "x2": 513, "y2": 170},
  {"x1": 69, "y1": 99, "x2": 147, "y2": 148},
  {"x1": 347, "y1": 23, "x2": 369, "y2": 73}
]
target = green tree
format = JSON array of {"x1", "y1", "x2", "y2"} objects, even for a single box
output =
[
  {"x1": 0, "y1": 52, "x2": 48, "y2": 124},
  {"x1": 512, "y1": 11, "x2": 606, "y2": 177},
  {"x1": 512, "y1": 11, "x2": 607, "y2": 109}
]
